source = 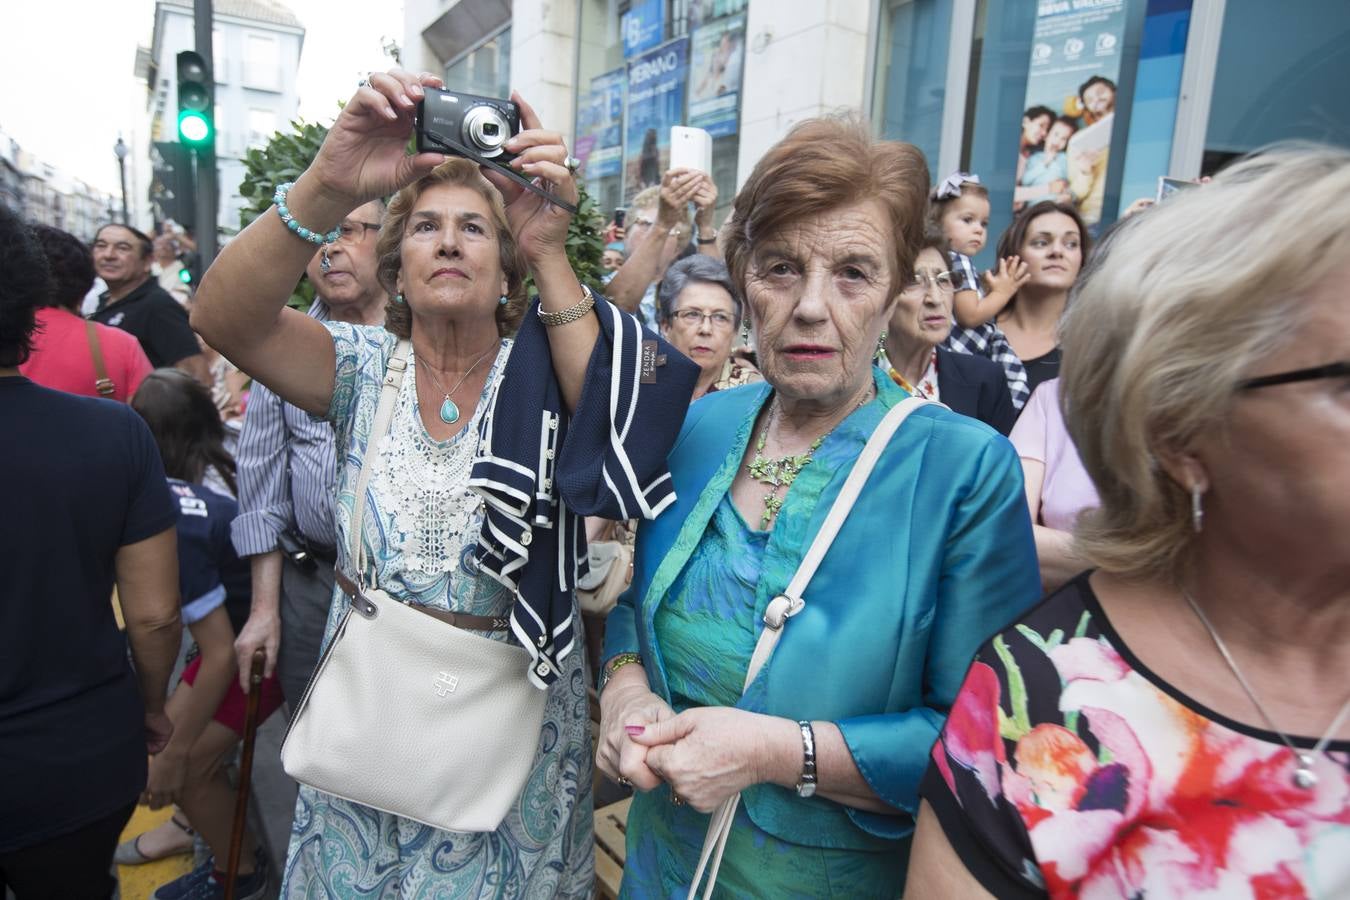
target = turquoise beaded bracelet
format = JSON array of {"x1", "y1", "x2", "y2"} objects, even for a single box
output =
[{"x1": 273, "y1": 182, "x2": 342, "y2": 245}]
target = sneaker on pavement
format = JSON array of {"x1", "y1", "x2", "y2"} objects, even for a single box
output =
[{"x1": 152, "y1": 848, "x2": 269, "y2": 900}]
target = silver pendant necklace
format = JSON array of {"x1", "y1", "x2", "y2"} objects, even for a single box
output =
[
  {"x1": 1184, "y1": 590, "x2": 1350, "y2": 789},
  {"x1": 416, "y1": 345, "x2": 497, "y2": 425}
]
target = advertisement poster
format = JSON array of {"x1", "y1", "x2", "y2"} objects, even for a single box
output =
[
  {"x1": 622, "y1": 0, "x2": 665, "y2": 58},
  {"x1": 1013, "y1": 0, "x2": 1128, "y2": 226},
  {"x1": 624, "y1": 38, "x2": 689, "y2": 196},
  {"x1": 688, "y1": 14, "x2": 745, "y2": 137},
  {"x1": 575, "y1": 68, "x2": 625, "y2": 179}
]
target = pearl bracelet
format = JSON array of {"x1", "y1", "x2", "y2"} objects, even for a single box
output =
[{"x1": 273, "y1": 182, "x2": 342, "y2": 245}]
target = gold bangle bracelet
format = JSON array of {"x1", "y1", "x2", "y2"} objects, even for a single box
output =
[
  {"x1": 599, "y1": 651, "x2": 642, "y2": 692},
  {"x1": 537, "y1": 284, "x2": 596, "y2": 327}
]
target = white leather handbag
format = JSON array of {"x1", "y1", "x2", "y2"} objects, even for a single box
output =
[
  {"x1": 280, "y1": 340, "x2": 548, "y2": 833},
  {"x1": 686, "y1": 396, "x2": 934, "y2": 899}
]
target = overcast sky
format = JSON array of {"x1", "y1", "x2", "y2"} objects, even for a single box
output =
[{"x1": 0, "y1": 0, "x2": 404, "y2": 195}]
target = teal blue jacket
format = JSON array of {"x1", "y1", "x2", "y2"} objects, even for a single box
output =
[{"x1": 602, "y1": 369, "x2": 1041, "y2": 851}]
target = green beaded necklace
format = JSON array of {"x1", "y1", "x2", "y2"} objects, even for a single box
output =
[{"x1": 746, "y1": 390, "x2": 871, "y2": 529}]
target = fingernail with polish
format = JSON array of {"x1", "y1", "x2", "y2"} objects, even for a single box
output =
[{"x1": 625, "y1": 725, "x2": 645, "y2": 736}]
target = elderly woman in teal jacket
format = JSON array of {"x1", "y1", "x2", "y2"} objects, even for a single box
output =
[{"x1": 596, "y1": 118, "x2": 1042, "y2": 898}]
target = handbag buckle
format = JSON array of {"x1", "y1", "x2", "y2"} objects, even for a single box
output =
[
  {"x1": 763, "y1": 594, "x2": 805, "y2": 631},
  {"x1": 351, "y1": 584, "x2": 379, "y2": 620}
]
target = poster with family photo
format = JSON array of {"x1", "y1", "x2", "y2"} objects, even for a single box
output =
[
  {"x1": 688, "y1": 13, "x2": 745, "y2": 137},
  {"x1": 1014, "y1": 0, "x2": 1127, "y2": 226}
]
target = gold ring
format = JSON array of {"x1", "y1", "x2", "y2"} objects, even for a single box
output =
[
  {"x1": 670, "y1": 791, "x2": 685, "y2": 806},
  {"x1": 617, "y1": 776, "x2": 632, "y2": 788}
]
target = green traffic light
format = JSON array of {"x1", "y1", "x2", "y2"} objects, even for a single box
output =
[
  {"x1": 178, "y1": 110, "x2": 212, "y2": 145},
  {"x1": 178, "y1": 267, "x2": 193, "y2": 284}
]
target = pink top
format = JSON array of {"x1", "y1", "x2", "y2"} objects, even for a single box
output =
[
  {"x1": 1009, "y1": 378, "x2": 1099, "y2": 531},
  {"x1": 20, "y1": 307, "x2": 153, "y2": 403}
]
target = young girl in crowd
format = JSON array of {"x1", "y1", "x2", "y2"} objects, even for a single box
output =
[
  {"x1": 931, "y1": 172, "x2": 1030, "y2": 329},
  {"x1": 121, "y1": 368, "x2": 283, "y2": 900}
]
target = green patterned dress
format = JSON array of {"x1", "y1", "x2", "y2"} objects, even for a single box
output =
[
  {"x1": 280, "y1": 323, "x2": 594, "y2": 899},
  {"x1": 620, "y1": 494, "x2": 903, "y2": 899}
]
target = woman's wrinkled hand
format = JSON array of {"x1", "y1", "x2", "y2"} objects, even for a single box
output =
[
  {"x1": 596, "y1": 667, "x2": 676, "y2": 792},
  {"x1": 631, "y1": 707, "x2": 788, "y2": 813},
  {"x1": 480, "y1": 92, "x2": 578, "y2": 267},
  {"x1": 692, "y1": 173, "x2": 718, "y2": 227},
  {"x1": 306, "y1": 69, "x2": 448, "y2": 209}
]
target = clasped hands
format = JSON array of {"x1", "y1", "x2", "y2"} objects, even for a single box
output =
[{"x1": 597, "y1": 669, "x2": 791, "y2": 813}]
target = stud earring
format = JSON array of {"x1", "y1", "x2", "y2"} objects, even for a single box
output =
[
  {"x1": 499, "y1": 295, "x2": 509, "y2": 306},
  {"x1": 1191, "y1": 485, "x2": 1204, "y2": 534},
  {"x1": 394, "y1": 293, "x2": 405, "y2": 305}
]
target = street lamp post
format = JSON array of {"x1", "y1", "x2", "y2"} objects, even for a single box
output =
[{"x1": 113, "y1": 136, "x2": 130, "y2": 224}]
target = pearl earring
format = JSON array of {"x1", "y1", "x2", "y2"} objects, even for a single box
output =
[
  {"x1": 394, "y1": 293, "x2": 404, "y2": 305},
  {"x1": 1191, "y1": 485, "x2": 1204, "y2": 534},
  {"x1": 499, "y1": 295, "x2": 509, "y2": 306}
]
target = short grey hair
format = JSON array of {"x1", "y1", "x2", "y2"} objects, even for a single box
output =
[
  {"x1": 1060, "y1": 142, "x2": 1350, "y2": 582},
  {"x1": 656, "y1": 255, "x2": 742, "y2": 324}
]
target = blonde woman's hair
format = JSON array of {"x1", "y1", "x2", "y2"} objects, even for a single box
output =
[
  {"x1": 376, "y1": 158, "x2": 528, "y2": 337},
  {"x1": 1060, "y1": 142, "x2": 1350, "y2": 582}
]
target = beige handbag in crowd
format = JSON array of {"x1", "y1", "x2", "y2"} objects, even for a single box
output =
[
  {"x1": 280, "y1": 340, "x2": 547, "y2": 833},
  {"x1": 576, "y1": 519, "x2": 635, "y2": 616}
]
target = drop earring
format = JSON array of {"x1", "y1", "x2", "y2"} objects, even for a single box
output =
[
  {"x1": 1191, "y1": 485, "x2": 1204, "y2": 534},
  {"x1": 876, "y1": 331, "x2": 887, "y2": 360},
  {"x1": 739, "y1": 318, "x2": 750, "y2": 344}
]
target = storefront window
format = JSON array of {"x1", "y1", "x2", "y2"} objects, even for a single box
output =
[
  {"x1": 1203, "y1": 0, "x2": 1350, "y2": 172},
  {"x1": 444, "y1": 26, "x2": 511, "y2": 100},
  {"x1": 573, "y1": 0, "x2": 743, "y2": 227},
  {"x1": 873, "y1": 0, "x2": 956, "y2": 170}
]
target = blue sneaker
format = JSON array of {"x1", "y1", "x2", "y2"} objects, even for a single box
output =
[
  {"x1": 153, "y1": 848, "x2": 268, "y2": 900},
  {"x1": 151, "y1": 857, "x2": 213, "y2": 900}
]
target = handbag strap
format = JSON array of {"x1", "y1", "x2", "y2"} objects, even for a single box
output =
[
  {"x1": 349, "y1": 339, "x2": 411, "y2": 583},
  {"x1": 686, "y1": 395, "x2": 933, "y2": 900},
  {"x1": 84, "y1": 321, "x2": 116, "y2": 397}
]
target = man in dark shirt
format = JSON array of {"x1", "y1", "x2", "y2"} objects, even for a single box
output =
[{"x1": 90, "y1": 223, "x2": 210, "y2": 385}]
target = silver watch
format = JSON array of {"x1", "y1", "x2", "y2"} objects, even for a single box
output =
[{"x1": 795, "y1": 720, "x2": 817, "y2": 798}]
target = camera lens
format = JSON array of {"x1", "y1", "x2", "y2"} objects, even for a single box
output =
[{"x1": 462, "y1": 105, "x2": 510, "y2": 158}]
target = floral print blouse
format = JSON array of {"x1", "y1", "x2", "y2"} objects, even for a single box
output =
[{"x1": 921, "y1": 573, "x2": 1350, "y2": 899}]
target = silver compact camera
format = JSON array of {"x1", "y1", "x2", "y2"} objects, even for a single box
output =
[{"x1": 416, "y1": 88, "x2": 521, "y2": 163}]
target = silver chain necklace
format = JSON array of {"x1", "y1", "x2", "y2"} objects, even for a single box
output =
[
  {"x1": 1183, "y1": 590, "x2": 1350, "y2": 789},
  {"x1": 416, "y1": 345, "x2": 496, "y2": 425}
]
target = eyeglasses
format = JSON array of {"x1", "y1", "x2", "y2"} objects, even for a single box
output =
[
  {"x1": 900, "y1": 270, "x2": 958, "y2": 297},
  {"x1": 335, "y1": 220, "x2": 381, "y2": 244},
  {"x1": 1239, "y1": 361, "x2": 1350, "y2": 391},
  {"x1": 672, "y1": 308, "x2": 736, "y2": 329}
]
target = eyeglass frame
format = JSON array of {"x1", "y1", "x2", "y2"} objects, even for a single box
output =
[
  {"x1": 670, "y1": 307, "x2": 737, "y2": 329},
  {"x1": 334, "y1": 220, "x2": 381, "y2": 245},
  {"x1": 900, "y1": 269, "x2": 960, "y2": 297},
  {"x1": 1238, "y1": 360, "x2": 1350, "y2": 391}
]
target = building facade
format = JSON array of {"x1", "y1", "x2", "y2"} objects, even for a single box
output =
[
  {"x1": 0, "y1": 128, "x2": 117, "y2": 242},
  {"x1": 145, "y1": 0, "x2": 304, "y2": 235},
  {"x1": 405, "y1": 0, "x2": 1350, "y2": 265}
]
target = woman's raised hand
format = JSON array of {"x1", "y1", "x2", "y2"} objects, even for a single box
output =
[
  {"x1": 480, "y1": 91, "x2": 579, "y2": 266},
  {"x1": 306, "y1": 69, "x2": 449, "y2": 209}
]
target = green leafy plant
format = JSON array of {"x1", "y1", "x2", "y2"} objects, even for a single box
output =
[
  {"x1": 238, "y1": 119, "x2": 330, "y2": 309},
  {"x1": 563, "y1": 181, "x2": 608, "y2": 291}
]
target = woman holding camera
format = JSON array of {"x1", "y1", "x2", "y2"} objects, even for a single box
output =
[{"x1": 192, "y1": 69, "x2": 696, "y2": 898}]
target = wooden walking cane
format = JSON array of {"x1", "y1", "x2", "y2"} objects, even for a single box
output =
[{"x1": 225, "y1": 649, "x2": 267, "y2": 900}]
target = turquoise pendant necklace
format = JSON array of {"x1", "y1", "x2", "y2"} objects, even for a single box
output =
[{"x1": 417, "y1": 345, "x2": 497, "y2": 425}]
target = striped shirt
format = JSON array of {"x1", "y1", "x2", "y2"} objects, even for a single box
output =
[{"x1": 230, "y1": 300, "x2": 338, "y2": 558}]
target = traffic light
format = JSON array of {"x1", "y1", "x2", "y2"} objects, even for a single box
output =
[{"x1": 176, "y1": 50, "x2": 213, "y2": 147}]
